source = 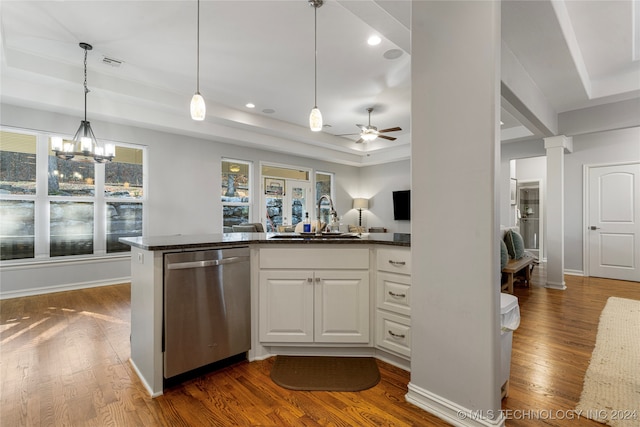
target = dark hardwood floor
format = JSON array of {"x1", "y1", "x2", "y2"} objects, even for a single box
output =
[{"x1": 1, "y1": 266, "x2": 638, "y2": 426}]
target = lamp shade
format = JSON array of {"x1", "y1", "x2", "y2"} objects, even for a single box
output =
[{"x1": 353, "y1": 198, "x2": 369, "y2": 210}]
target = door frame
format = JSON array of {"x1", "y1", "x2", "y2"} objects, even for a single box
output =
[
  {"x1": 582, "y1": 161, "x2": 640, "y2": 277},
  {"x1": 516, "y1": 179, "x2": 544, "y2": 260},
  {"x1": 259, "y1": 161, "x2": 313, "y2": 231}
]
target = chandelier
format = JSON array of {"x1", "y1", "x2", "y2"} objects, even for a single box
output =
[{"x1": 51, "y1": 42, "x2": 115, "y2": 163}]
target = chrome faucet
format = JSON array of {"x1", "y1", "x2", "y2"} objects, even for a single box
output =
[{"x1": 316, "y1": 194, "x2": 337, "y2": 235}]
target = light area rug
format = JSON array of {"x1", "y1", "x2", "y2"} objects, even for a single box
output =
[{"x1": 576, "y1": 297, "x2": 640, "y2": 427}]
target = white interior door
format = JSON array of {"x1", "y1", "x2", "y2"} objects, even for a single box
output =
[{"x1": 588, "y1": 163, "x2": 640, "y2": 281}]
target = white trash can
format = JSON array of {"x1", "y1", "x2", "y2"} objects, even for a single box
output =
[{"x1": 500, "y1": 293, "x2": 520, "y2": 398}]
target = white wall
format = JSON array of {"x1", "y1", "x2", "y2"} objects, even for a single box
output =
[
  {"x1": 359, "y1": 159, "x2": 411, "y2": 233},
  {"x1": 0, "y1": 104, "x2": 362, "y2": 297}
]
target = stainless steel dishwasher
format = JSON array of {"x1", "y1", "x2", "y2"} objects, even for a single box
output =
[{"x1": 163, "y1": 246, "x2": 250, "y2": 378}]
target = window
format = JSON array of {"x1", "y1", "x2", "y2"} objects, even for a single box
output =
[
  {"x1": 0, "y1": 129, "x2": 145, "y2": 261},
  {"x1": 0, "y1": 200, "x2": 35, "y2": 260},
  {"x1": 0, "y1": 131, "x2": 37, "y2": 260},
  {"x1": 107, "y1": 201, "x2": 143, "y2": 252},
  {"x1": 315, "y1": 171, "x2": 334, "y2": 225},
  {"x1": 222, "y1": 159, "x2": 251, "y2": 230},
  {"x1": 105, "y1": 146, "x2": 144, "y2": 253},
  {"x1": 50, "y1": 201, "x2": 94, "y2": 257}
]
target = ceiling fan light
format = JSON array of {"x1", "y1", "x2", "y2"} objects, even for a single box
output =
[
  {"x1": 361, "y1": 132, "x2": 378, "y2": 142},
  {"x1": 309, "y1": 107, "x2": 323, "y2": 132},
  {"x1": 191, "y1": 92, "x2": 206, "y2": 121}
]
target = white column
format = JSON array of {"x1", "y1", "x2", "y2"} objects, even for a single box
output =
[
  {"x1": 544, "y1": 135, "x2": 573, "y2": 289},
  {"x1": 409, "y1": 2, "x2": 503, "y2": 425}
]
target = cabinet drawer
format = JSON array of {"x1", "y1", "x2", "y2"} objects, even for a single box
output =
[
  {"x1": 376, "y1": 272, "x2": 411, "y2": 316},
  {"x1": 376, "y1": 248, "x2": 411, "y2": 275},
  {"x1": 376, "y1": 310, "x2": 411, "y2": 358}
]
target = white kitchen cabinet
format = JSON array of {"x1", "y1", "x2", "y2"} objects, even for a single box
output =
[
  {"x1": 375, "y1": 247, "x2": 412, "y2": 358},
  {"x1": 259, "y1": 248, "x2": 370, "y2": 344}
]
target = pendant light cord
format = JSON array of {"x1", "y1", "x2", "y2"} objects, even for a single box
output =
[
  {"x1": 314, "y1": 5, "x2": 317, "y2": 108},
  {"x1": 196, "y1": 0, "x2": 200, "y2": 93}
]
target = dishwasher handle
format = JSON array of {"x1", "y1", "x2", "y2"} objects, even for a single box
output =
[{"x1": 167, "y1": 256, "x2": 249, "y2": 270}]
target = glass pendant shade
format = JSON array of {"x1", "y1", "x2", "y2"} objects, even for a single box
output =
[
  {"x1": 309, "y1": 107, "x2": 323, "y2": 132},
  {"x1": 191, "y1": 92, "x2": 206, "y2": 121}
]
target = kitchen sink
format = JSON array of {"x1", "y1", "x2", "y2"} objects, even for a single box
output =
[{"x1": 269, "y1": 232, "x2": 360, "y2": 239}]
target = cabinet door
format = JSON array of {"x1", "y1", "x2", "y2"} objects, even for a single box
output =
[
  {"x1": 259, "y1": 270, "x2": 314, "y2": 342},
  {"x1": 314, "y1": 270, "x2": 370, "y2": 343}
]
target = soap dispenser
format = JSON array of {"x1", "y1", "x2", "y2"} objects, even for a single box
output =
[{"x1": 303, "y1": 212, "x2": 311, "y2": 233}]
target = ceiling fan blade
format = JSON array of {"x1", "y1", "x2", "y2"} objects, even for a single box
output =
[
  {"x1": 355, "y1": 138, "x2": 365, "y2": 144},
  {"x1": 378, "y1": 135, "x2": 397, "y2": 141},
  {"x1": 378, "y1": 127, "x2": 402, "y2": 133},
  {"x1": 336, "y1": 133, "x2": 360, "y2": 137}
]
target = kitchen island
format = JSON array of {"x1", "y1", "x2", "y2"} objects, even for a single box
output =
[{"x1": 120, "y1": 232, "x2": 411, "y2": 397}]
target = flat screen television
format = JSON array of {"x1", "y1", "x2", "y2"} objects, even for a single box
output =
[{"x1": 392, "y1": 190, "x2": 410, "y2": 220}]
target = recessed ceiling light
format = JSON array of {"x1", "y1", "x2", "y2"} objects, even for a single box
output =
[
  {"x1": 246, "y1": 103, "x2": 255, "y2": 108},
  {"x1": 367, "y1": 35, "x2": 381, "y2": 46},
  {"x1": 383, "y1": 49, "x2": 403, "y2": 60},
  {"x1": 262, "y1": 108, "x2": 275, "y2": 114}
]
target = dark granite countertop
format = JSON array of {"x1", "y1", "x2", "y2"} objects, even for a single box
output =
[{"x1": 119, "y1": 232, "x2": 410, "y2": 251}]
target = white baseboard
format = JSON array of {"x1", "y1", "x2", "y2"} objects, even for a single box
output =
[
  {"x1": 544, "y1": 280, "x2": 567, "y2": 290},
  {"x1": 374, "y1": 348, "x2": 411, "y2": 371},
  {"x1": 129, "y1": 358, "x2": 163, "y2": 398},
  {"x1": 0, "y1": 277, "x2": 131, "y2": 300},
  {"x1": 405, "y1": 382, "x2": 505, "y2": 427},
  {"x1": 564, "y1": 269, "x2": 584, "y2": 276}
]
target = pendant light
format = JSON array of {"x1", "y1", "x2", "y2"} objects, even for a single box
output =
[
  {"x1": 51, "y1": 42, "x2": 115, "y2": 163},
  {"x1": 190, "y1": 0, "x2": 206, "y2": 120},
  {"x1": 309, "y1": 0, "x2": 323, "y2": 132}
]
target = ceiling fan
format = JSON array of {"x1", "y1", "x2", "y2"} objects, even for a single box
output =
[{"x1": 341, "y1": 107, "x2": 402, "y2": 143}]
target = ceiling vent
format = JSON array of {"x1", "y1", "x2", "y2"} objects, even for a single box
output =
[{"x1": 102, "y1": 56, "x2": 123, "y2": 67}]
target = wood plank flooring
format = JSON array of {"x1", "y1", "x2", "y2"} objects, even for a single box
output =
[
  {"x1": 504, "y1": 265, "x2": 640, "y2": 426},
  {"x1": 1, "y1": 267, "x2": 638, "y2": 426}
]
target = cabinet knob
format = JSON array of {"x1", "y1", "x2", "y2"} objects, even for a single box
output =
[
  {"x1": 307, "y1": 278, "x2": 313, "y2": 282},
  {"x1": 389, "y1": 260, "x2": 406, "y2": 266},
  {"x1": 315, "y1": 277, "x2": 321, "y2": 282}
]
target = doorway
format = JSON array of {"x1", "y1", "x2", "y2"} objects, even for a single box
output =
[
  {"x1": 517, "y1": 181, "x2": 542, "y2": 259},
  {"x1": 261, "y1": 164, "x2": 313, "y2": 232}
]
